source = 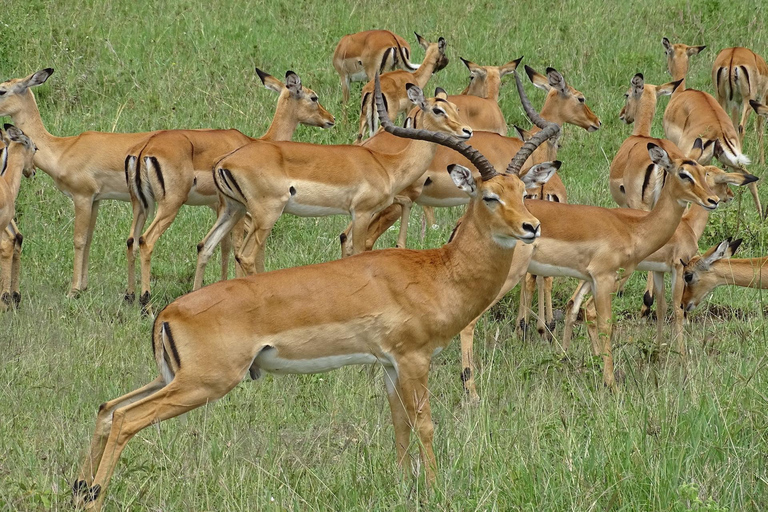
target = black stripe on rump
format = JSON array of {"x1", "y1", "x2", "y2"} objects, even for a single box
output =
[{"x1": 163, "y1": 321, "x2": 182, "y2": 369}]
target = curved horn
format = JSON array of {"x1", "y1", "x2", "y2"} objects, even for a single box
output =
[
  {"x1": 373, "y1": 73, "x2": 499, "y2": 181},
  {"x1": 506, "y1": 71, "x2": 560, "y2": 175}
]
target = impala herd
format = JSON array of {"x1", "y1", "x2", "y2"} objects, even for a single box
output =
[{"x1": 2, "y1": 31, "x2": 768, "y2": 509}]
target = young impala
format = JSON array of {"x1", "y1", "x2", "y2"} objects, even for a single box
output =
[{"x1": 72, "y1": 72, "x2": 561, "y2": 511}]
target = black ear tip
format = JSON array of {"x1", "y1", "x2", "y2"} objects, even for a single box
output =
[
  {"x1": 545, "y1": 67, "x2": 557, "y2": 75},
  {"x1": 255, "y1": 67, "x2": 268, "y2": 81},
  {"x1": 447, "y1": 164, "x2": 457, "y2": 172},
  {"x1": 552, "y1": 160, "x2": 562, "y2": 169},
  {"x1": 3, "y1": 123, "x2": 13, "y2": 130},
  {"x1": 405, "y1": 83, "x2": 416, "y2": 91},
  {"x1": 732, "y1": 238, "x2": 743, "y2": 250},
  {"x1": 635, "y1": 72, "x2": 644, "y2": 80},
  {"x1": 435, "y1": 87, "x2": 446, "y2": 95},
  {"x1": 744, "y1": 173, "x2": 759, "y2": 185},
  {"x1": 285, "y1": 70, "x2": 297, "y2": 78},
  {"x1": 43, "y1": 68, "x2": 54, "y2": 75},
  {"x1": 647, "y1": 142, "x2": 658, "y2": 150},
  {"x1": 514, "y1": 56, "x2": 524, "y2": 64},
  {"x1": 438, "y1": 37, "x2": 446, "y2": 43}
]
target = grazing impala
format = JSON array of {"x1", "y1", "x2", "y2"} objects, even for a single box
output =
[
  {"x1": 712, "y1": 47, "x2": 768, "y2": 163},
  {"x1": 661, "y1": 37, "x2": 760, "y2": 215},
  {"x1": 682, "y1": 238, "x2": 768, "y2": 312},
  {"x1": 458, "y1": 76, "x2": 720, "y2": 396},
  {"x1": 193, "y1": 84, "x2": 472, "y2": 286},
  {"x1": 72, "y1": 72, "x2": 561, "y2": 511},
  {"x1": 356, "y1": 34, "x2": 448, "y2": 142},
  {"x1": 0, "y1": 125, "x2": 36, "y2": 310},
  {"x1": 124, "y1": 69, "x2": 335, "y2": 310},
  {"x1": 333, "y1": 30, "x2": 417, "y2": 103},
  {"x1": 0, "y1": 68, "x2": 159, "y2": 296}
]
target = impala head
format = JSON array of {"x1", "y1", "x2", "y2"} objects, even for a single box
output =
[
  {"x1": 619, "y1": 73, "x2": 683, "y2": 123},
  {"x1": 1, "y1": 123, "x2": 37, "y2": 177},
  {"x1": 703, "y1": 166, "x2": 758, "y2": 204},
  {"x1": 525, "y1": 65, "x2": 601, "y2": 132},
  {"x1": 415, "y1": 33, "x2": 449, "y2": 73},
  {"x1": 647, "y1": 142, "x2": 719, "y2": 210},
  {"x1": 459, "y1": 56, "x2": 523, "y2": 100},
  {"x1": 662, "y1": 37, "x2": 705, "y2": 81},
  {"x1": 257, "y1": 68, "x2": 335, "y2": 129},
  {"x1": 404, "y1": 84, "x2": 472, "y2": 139},
  {"x1": 0, "y1": 68, "x2": 54, "y2": 118},
  {"x1": 449, "y1": 161, "x2": 559, "y2": 246},
  {"x1": 681, "y1": 238, "x2": 742, "y2": 311}
]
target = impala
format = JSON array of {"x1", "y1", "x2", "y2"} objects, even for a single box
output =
[
  {"x1": 0, "y1": 125, "x2": 36, "y2": 310},
  {"x1": 458, "y1": 127, "x2": 720, "y2": 397},
  {"x1": 356, "y1": 34, "x2": 448, "y2": 142},
  {"x1": 712, "y1": 47, "x2": 768, "y2": 163},
  {"x1": 0, "y1": 68, "x2": 159, "y2": 296},
  {"x1": 124, "y1": 69, "x2": 335, "y2": 310},
  {"x1": 682, "y1": 238, "x2": 768, "y2": 312},
  {"x1": 333, "y1": 29, "x2": 417, "y2": 103},
  {"x1": 562, "y1": 166, "x2": 756, "y2": 356},
  {"x1": 661, "y1": 37, "x2": 760, "y2": 215},
  {"x1": 72, "y1": 71, "x2": 561, "y2": 511},
  {"x1": 193, "y1": 84, "x2": 472, "y2": 286}
]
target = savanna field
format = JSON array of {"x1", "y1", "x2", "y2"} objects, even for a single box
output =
[{"x1": 3, "y1": 0, "x2": 768, "y2": 510}]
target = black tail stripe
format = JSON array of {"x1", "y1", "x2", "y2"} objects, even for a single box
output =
[
  {"x1": 151, "y1": 320, "x2": 158, "y2": 361},
  {"x1": 641, "y1": 164, "x2": 655, "y2": 203},
  {"x1": 134, "y1": 154, "x2": 149, "y2": 210},
  {"x1": 379, "y1": 48, "x2": 393, "y2": 75},
  {"x1": 223, "y1": 168, "x2": 245, "y2": 199},
  {"x1": 163, "y1": 321, "x2": 182, "y2": 369},
  {"x1": 150, "y1": 156, "x2": 165, "y2": 195}
]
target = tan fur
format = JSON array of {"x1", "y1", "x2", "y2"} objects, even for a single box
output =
[
  {"x1": 193, "y1": 87, "x2": 473, "y2": 288},
  {"x1": 356, "y1": 35, "x2": 449, "y2": 142},
  {"x1": 332, "y1": 30, "x2": 415, "y2": 103},
  {"x1": 0, "y1": 126, "x2": 36, "y2": 310},
  {"x1": 460, "y1": 145, "x2": 720, "y2": 397},
  {"x1": 123, "y1": 70, "x2": 335, "y2": 308},
  {"x1": 0, "y1": 69, "x2": 160, "y2": 296},
  {"x1": 712, "y1": 47, "x2": 768, "y2": 163},
  {"x1": 73, "y1": 151, "x2": 557, "y2": 512}
]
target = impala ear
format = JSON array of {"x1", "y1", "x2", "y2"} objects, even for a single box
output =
[
  {"x1": 750, "y1": 99, "x2": 768, "y2": 116},
  {"x1": 729, "y1": 238, "x2": 743, "y2": 256},
  {"x1": 648, "y1": 143, "x2": 676, "y2": 173},
  {"x1": 16, "y1": 68, "x2": 53, "y2": 93},
  {"x1": 687, "y1": 137, "x2": 704, "y2": 160},
  {"x1": 437, "y1": 37, "x2": 447, "y2": 53},
  {"x1": 448, "y1": 164, "x2": 477, "y2": 197},
  {"x1": 415, "y1": 32, "x2": 428, "y2": 50},
  {"x1": 688, "y1": 45, "x2": 706, "y2": 56},
  {"x1": 514, "y1": 125, "x2": 533, "y2": 141},
  {"x1": 526, "y1": 65, "x2": 550, "y2": 91},
  {"x1": 662, "y1": 37, "x2": 672, "y2": 55},
  {"x1": 434, "y1": 87, "x2": 448, "y2": 100},
  {"x1": 499, "y1": 56, "x2": 523, "y2": 76},
  {"x1": 4, "y1": 124, "x2": 24, "y2": 142},
  {"x1": 460, "y1": 57, "x2": 474, "y2": 70},
  {"x1": 284, "y1": 71, "x2": 302, "y2": 96},
  {"x1": 256, "y1": 68, "x2": 284, "y2": 94},
  {"x1": 701, "y1": 239, "x2": 733, "y2": 267},
  {"x1": 630, "y1": 73, "x2": 644, "y2": 97},
  {"x1": 659, "y1": 78, "x2": 684, "y2": 96},
  {"x1": 406, "y1": 83, "x2": 427, "y2": 110},
  {"x1": 521, "y1": 161, "x2": 560, "y2": 189},
  {"x1": 546, "y1": 67, "x2": 568, "y2": 95}
]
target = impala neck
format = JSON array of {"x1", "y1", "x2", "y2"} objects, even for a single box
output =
[
  {"x1": 8, "y1": 90, "x2": 57, "y2": 157},
  {"x1": 632, "y1": 89, "x2": 659, "y2": 137},
  {"x1": 411, "y1": 49, "x2": 443, "y2": 87},
  {"x1": 380, "y1": 110, "x2": 440, "y2": 189},
  {"x1": 710, "y1": 257, "x2": 768, "y2": 289},
  {"x1": 1, "y1": 149, "x2": 27, "y2": 199},
  {"x1": 631, "y1": 176, "x2": 689, "y2": 260},
  {"x1": 681, "y1": 204, "x2": 711, "y2": 241},
  {"x1": 669, "y1": 62, "x2": 688, "y2": 91},
  {"x1": 260, "y1": 98, "x2": 300, "y2": 142}
]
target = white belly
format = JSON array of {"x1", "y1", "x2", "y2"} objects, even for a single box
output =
[
  {"x1": 186, "y1": 189, "x2": 217, "y2": 206},
  {"x1": 255, "y1": 348, "x2": 388, "y2": 374},
  {"x1": 636, "y1": 261, "x2": 671, "y2": 272},
  {"x1": 284, "y1": 200, "x2": 348, "y2": 217},
  {"x1": 417, "y1": 196, "x2": 469, "y2": 208},
  {"x1": 527, "y1": 261, "x2": 588, "y2": 280}
]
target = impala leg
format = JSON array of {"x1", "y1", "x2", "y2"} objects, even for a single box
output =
[
  {"x1": 194, "y1": 199, "x2": 245, "y2": 291},
  {"x1": 206, "y1": 204, "x2": 232, "y2": 282},
  {"x1": 757, "y1": 112, "x2": 765, "y2": 165},
  {"x1": 423, "y1": 206, "x2": 437, "y2": 228},
  {"x1": 583, "y1": 297, "x2": 600, "y2": 356},
  {"x1": 652, "y1": 271, "x2": 666, "y2": 354},
  {"x1": 233, "y1": 215, "x2": 249, "y2": 278},
  {"x1": 69, "y1": 196, "x2": 96, "y2": 296},
  {"x1": 138, "y1": 200, "x2": 185, "y2": 311},
  {"x1": 515, "y1": 273, "x2": 536, "y2": 336},
  {"x1": 363, "y1": 204, "x2": 402, "y2": 251},
  {"x1": 383, "y1": 366, "x2": 411, "y2": 474},
  {"x1": 640, "y1": 272, "x2": 655, "y2": 319},
  {"x1": 562, "y1": 280, "x2": 591, "y2": 352},
  {"x1": 396, "y1": 358, "x2": 436, "y2": 484},
  {"x1": 75, "y1": 377, "x2": 166, "y2": 493},
  {"x1": 393, "y1": 196, "x2": 413, "y2": 249},
  {"x1": 593, "y1": 277, "x2": 617, "y2": 388},
  {"x1": 239, "y1": 201, "x2": 287, "y2": 274},
  {"x1": 80, "y1": 200, "x2": 101, "y2": 292},
  {"x1": 746, "y1": 180, "x2": 762, "y2": 220},
  {"x1": 544, "y1": 276, "x2": 555, "y2": 333},
  {"x1": 340, "y1": 74, "x2": 350, "y2": 104},
  {"x1": 78, "y1": 377, "x2": 233, "y2": 511},
  {"x1": 125, "y1": 198, "x2": 149, "y2": 304},
  {"x1": 461, "y1": 245, "x2": 532, "y2": 399},
  {"x1": 348, "y1": 211, "x2": 374, "y2": 257},
  {"x1": 671, "y1": 264, "x2": 686, "y2": 357},
  {"x1": 536, "y1": 275, "x2": 549, "y2": 338},
  {"x1": 738, "y1": 101, "x2": 752, "y2": 146},
  {"x1": 0, "y1": 229, "x2": 12, "y2": 311},
  {"x1": 10, "y1": 223, "x2": 22, "y2": 307}
]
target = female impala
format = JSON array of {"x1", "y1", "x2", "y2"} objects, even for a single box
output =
[
  {"x1": 712, "y1": 47, "x2": 768, "y2": 163},
  {"x1": 0, "y1": 125, "x2": 36, "y2": 310},
  {"x1": 0, "y1": 69, "x2": 160, "y2": 296},
  {"x1": 682, "y1": 238, "x2": 768, "y2": 312},
  {"x1": 124, "y1": 69, "x2": 335, "y2": 310},
  {"x1": 193, "y1": 84, "x2": 472, "y2": 285},
  {"x1": 72, "y1": 72, "x2": 561, "y2": 511}
]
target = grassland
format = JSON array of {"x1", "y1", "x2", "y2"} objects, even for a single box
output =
[{"x1": 2, "y1": 0, "x2": 768, "y2": 510}]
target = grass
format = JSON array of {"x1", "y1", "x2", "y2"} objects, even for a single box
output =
[{"x1": 2, "y1": 0, "x2": 768, "y2": 510}]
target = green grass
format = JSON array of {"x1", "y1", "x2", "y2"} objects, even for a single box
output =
[{"x1": 3, "y1": 0, "x2": 768, "y2": 510}]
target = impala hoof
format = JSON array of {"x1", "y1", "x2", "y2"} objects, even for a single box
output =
[
  {"x1": 124, "y1": 292, "x2": 135, "y2": 304},
  {"x1": 139, "y1": 292, "x2": 152, "y2": 316},
  {"x1": 11, "y1": 291, "x2": 20, "y2": 308},
  {"x1": 72, "y1": 479, "x2": 88, "y2": 499}
]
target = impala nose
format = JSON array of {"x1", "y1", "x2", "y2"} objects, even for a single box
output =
[{"x1": 461, "y1": 127, "x2": 473, "y2": 139}]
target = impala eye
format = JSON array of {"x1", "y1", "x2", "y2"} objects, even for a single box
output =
[
  {"x1": 310, "y1": 96, "x2": 318, "y2": 103},
  {"x1": 684, "y1": 273, "x2": 694, "y2": 283},
  {"x1": 678, "y1": 171, "x2": 694, "y2": 182},
  {"x1": 483, "y1": 195, "x2": 500, "y2": 204},
  {"x1": 578, "y1": 97, "x2": 585, "y2": 104},
  {"x1": 432, "y1": 107, "x2": 445, "y2": 116},
  {"x1": 0, "y1": 90, "x2": 6, "y2": 96}
]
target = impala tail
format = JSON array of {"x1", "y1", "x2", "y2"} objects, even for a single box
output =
[
  {"x1": 714, "y1": 137, "x2": 751, "y2": 168},
  {"x1": 395, "y1": 38, "x2": 419, "y2": 71},
  {"x1": 125, "y1": 151, "x2": 154, "y2": 213},
  {"x1": 153, "y1": 319, "x2": 179, "y2": 385}
]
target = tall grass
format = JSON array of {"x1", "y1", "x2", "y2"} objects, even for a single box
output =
[{"x1": 2, "y1": 0, "x2": 768, "y2": 510}]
